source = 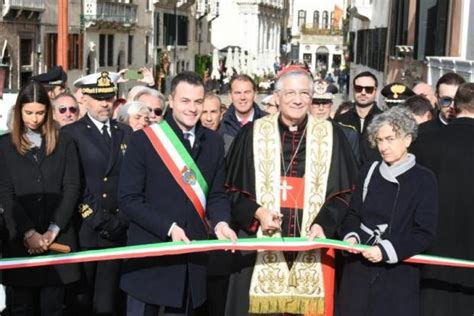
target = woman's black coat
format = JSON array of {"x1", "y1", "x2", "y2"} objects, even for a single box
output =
[{"x1": 0, "y1": 133, "x2": 81, "y2": 286}]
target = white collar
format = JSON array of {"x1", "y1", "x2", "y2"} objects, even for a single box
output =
[
  {"x1": 438, "y1": 112, "x2": 449, "y2": 125},
  {"x1": 236, "y1": 108, "x2": 255, "y2": 123},
  {"x1": 87, "y1": 113, "x2": 111, "y2": 132},
  {"x1": 182, "y1": 126, "x2": 196, "y2": 137}
]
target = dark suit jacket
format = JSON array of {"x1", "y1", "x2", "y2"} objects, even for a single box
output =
[
  {"x1": 61, "y1": 115, "x2": 132, "y2": 248},
  {"x1": 119, "y1": 115, "x2": 231, "y2": 308},
  {"x1": 0, "y1": 133, "x2": 81, "y2": 286},
  {"x1": 334, "y1": 104, "x2": 382, "y2": 166}
]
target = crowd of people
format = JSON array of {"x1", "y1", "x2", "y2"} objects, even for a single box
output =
[{"x1": 0, "y1": 63, "x2": 472, "y2": 316}]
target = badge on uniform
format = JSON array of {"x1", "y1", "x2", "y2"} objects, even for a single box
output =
[
  {"x1": 78, "y1": 203, "x2": 93, "y2": 219},
  {"x1": 181, "y1": 166, "x2": 197, "y2": 185},
  {"x1": 120, "y1": 143, "x2": 127, "y2": 155}
]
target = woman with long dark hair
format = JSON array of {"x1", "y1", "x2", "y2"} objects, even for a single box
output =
[{"x1": 0, "y1": 80, "x2": 81, "y2": 315}]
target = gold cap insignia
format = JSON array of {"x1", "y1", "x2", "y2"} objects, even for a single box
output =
[{"x1": 391, "y1": 84, "x2": 406, "y2": 99}]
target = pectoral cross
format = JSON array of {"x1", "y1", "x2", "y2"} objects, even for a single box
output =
[{"x1": 280, "y1": 178, "x2": 294, "y2": 202}]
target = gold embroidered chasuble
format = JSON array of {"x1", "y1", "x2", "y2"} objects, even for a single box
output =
[{"x1": 250, "y1": 113, "x2": 333, "y2": 315}]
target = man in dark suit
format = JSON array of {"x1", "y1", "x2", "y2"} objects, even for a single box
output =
[
  {"x1": 119, "y1": 71, "x2": 236, "y2": 316},
  {"x1": 61, "y1": 71, "x2": 132, "y2": 316},
  {"x1": 417, "y1": 72, "x2": 465, "y2": 134},
  {"x1": 334, "y1": 71, "x2": 382, "y2": 165},
  {"x1": 412, "y1": 83, "x2": 474, "y2": 316}
]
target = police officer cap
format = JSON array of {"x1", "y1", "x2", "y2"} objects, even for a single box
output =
[
  {"x1": 381, "y1": 82, "x2": 415, "y2": 107},
  {"x1": 73, "y1": 71, "x2": 119, "y2": 100},
  {"x1": 312, "y1": 79, "x2": 338, "y2": 101},
  {"x1": 30, "y1": 66, "x2": 67, "y2": 86}
]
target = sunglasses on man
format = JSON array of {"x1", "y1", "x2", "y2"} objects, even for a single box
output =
[
  {"x1": 438, "y1": 96, "x2": 454, "y2": 107},
  {"x1": 148, "y1": 107, "x2": 163, "y2": 116},
  {"x1": 58, "y1": 106, "x2": 79, "y2": 114},
  {"x1": 354, "y1": 85, "x2": 376, "y2": 94}
]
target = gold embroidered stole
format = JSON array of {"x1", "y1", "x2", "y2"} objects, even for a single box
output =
[{"x1": 250, "y1": 113, "x2": 333, "y2": 315}]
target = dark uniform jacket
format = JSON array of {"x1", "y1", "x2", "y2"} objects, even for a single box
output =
[
  {"x1": 61, "y1": 115, "x2": 132, "y2": 248},
  {"x1": 119, "y1": 115, "x2": 231, "y2": 308},
  {"x1": 0, "y1": 133, "x2": 81, "y2": 286},
  {"x1": 334, "y1": 104, "x2": 382, "y2": 166}
]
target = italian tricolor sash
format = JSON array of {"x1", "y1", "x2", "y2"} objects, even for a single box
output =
[{"x1": 143, "y1": 121, "x2": 209, "y2": 223}]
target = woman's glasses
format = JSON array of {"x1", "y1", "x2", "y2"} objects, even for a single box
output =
[
  {"x1": 58, "y1": 106, "x2": 78, "y2": 114},
  {"x1": 148, "y1": 107, "x2": 163, "y2": 116}
]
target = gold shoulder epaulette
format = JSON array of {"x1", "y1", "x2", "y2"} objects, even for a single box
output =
[{"x1": 337, "y1": 122, "x2": 357, "y2": 132}]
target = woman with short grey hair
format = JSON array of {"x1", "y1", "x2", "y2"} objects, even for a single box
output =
[
  {"x1": 366, "y1": 106, "x2": 418, "y2": 149},
  {"x1": 337, "y1": 106, "x2": 438, "y2": 316},
  {"x1": 117, "y1": 101, "x2": 150, "y2": 131}
]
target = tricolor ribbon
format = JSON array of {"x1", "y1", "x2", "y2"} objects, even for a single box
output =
[{"x1": 0, "y1": 238, "x2": 472, "y2": 270}]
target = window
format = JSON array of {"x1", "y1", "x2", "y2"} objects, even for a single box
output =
[
  {"x1": 356, "y1": 28, "x2": 387, "y2": 72},
  {"x1": 20, "y1": 39, "x2": 33, "y2": 66},
  {"x1": 414, "y1": 0, "x2": 449, "y2": 59},
  {"x1": 128, "y1": 35, "x2": 133, "y2": 65},
  {"x1": 46, "y1": 33, "x2": 58, "y2": 68},
  {"x1": 20, "y1": 38, "x2": 33, "y2": 86},
  {"x1": 313, "y1": 11, "x2": 319, "y2": 28},
  {"x1": 99, "y1": 34, "x2": 114, "y2": 67},
  {"x1": 322, "y1": 11, "x2": 329, "y2": 29},
  {"x1": 164, "y1": 13, "x2": 189, "y2": 46},
  {"x1": 297, "y1": 10, "x2": 306, "y2": 27},
  {"x1": 107, "y1": 35, "x2": 114, "y2": 67},
  {"x1": 99, "y1": 34, "x2": 106, "y2": 66},
  {"x1": 388, "y1": 0, "x2": 409, "y2": 56},
  {"x1": 177, "y1": 15, "x2": 188, "y2": 46},
  {"x1": 68, "y1": 33, "x2": 83, "y2": 70},
  {"x1": 330, "y1": 11, "x2": 334, "y2": 29}
]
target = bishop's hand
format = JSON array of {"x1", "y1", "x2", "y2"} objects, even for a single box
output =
[
  {"x1": 307, "y1": 224, "x2": 326, "y2": 241},
  {"x1": 255, "y1": 207, "x2": 282, "y2": 235},
  {"x1": 214, "y1": 222, "x2": 238, "y2": 243}
]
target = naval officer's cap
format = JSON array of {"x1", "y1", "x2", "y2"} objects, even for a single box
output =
[{"x1": 73, "y1": 71, "x2": 119, "y2": 100}]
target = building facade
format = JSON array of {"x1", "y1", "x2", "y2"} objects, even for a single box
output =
[
  {"x1": 288, "y1": 0, "x2": 346, "y2": 77},
  {"x1": 211, "y1": 0, "x2": 286, "y2": 75},
  {"x1": 347, "y1": 0, "x2": 473, "y2": 92}
]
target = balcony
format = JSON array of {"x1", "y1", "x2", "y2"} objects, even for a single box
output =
[
  {"x1": 2, "y1": 0, "x2": 45, "y2": 19},
  {"x1": 301, "y1": 25, "x2": 343, "y2": 36},
  {"x1": 81, "y1": 1, "x2": 138, "y2": 29},
  {"x1": 426, "y1": 57, "x2": 474, "y2": 86},
  {"x1": 236, "y1": 0, "x2": 284, "y2": 9},
  {"x1": 153, "y1": 0, "x2": 195, "y2": 9}
]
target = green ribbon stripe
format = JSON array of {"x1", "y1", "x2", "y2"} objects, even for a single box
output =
[
  {"x1": 159, "y1": 121, "x2": 209, "y2": 195},
  {"x1": 0, "y1": 238, "x2": 473, "y2": 269}
]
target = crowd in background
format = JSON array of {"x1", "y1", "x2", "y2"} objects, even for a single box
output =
[{"x1": 0, "y1": 63, "x2": 472, "y2": 316}]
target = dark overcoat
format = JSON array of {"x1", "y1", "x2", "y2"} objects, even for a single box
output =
[
  {"x1": 412, "y1": 117, "x2": 474, "y2": 316},
  {"x1": 337, "y1": 159, "x2": 438, "y2": 316},
  {"x1": 0, "y1": 133, "x2": 81, "y2": 286},
  {"x1": 119, "y1": 116, "x2": 231, "y2": 309},
  {"x1": 61, "y1": 115, "x2": 132, "y2": 248}
]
